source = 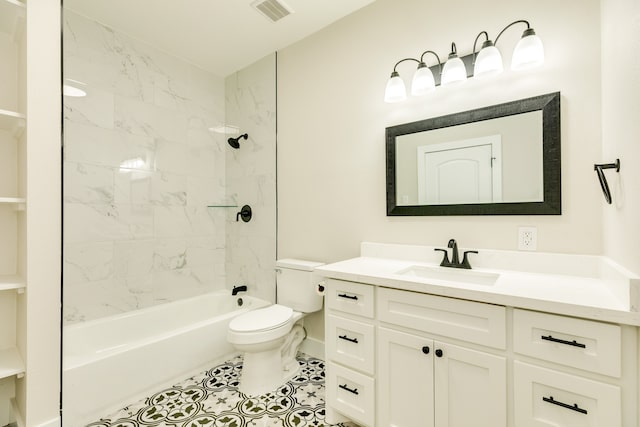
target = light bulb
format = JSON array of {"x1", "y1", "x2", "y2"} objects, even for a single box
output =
[
  {"x1": 384, "y1": 71, "x2": 407, "y2": 103},
  {"x1": 511, "y1": 28, "x2": 544, "y2": 70},
  {"x1": 411, "y1": 63, "x2": 435, "y2": 96},
  {"x1": 473, "y1": 42, "x2": 503, "y2": 78}
]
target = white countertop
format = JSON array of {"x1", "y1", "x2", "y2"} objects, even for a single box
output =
[{"x1": 315, "y1": 242, "x2": 640, "y2": 326}]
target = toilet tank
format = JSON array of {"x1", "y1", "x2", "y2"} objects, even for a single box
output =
[{"x1": 276, "y1": 259, "x2": 325, "y2": 313}]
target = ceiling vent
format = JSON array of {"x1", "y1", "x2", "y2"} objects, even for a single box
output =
[{"x1": 251, "y1": 0, "x2": 294, "y2": 23}]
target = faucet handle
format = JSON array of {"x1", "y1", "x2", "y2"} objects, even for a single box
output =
[
  {"x1": 460, "y1": 250, "x2": 478, "y2": 269},
  {"x1": 434, "y1": 248, "x2": 450, "y2": 267}
]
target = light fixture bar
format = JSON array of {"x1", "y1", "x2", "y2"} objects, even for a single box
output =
[{"x1": 427, "y1": 54, "x2": 474, "y2": 87}]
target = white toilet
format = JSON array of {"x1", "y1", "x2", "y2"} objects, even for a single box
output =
[{"x1": 227, "y1": 259, "x2": 325, "y2": 396}]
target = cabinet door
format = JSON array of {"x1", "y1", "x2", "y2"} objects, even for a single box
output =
[
  {"x1": 434, "y1": 342, "x2": 506, "y2": 427},
  {"x1": 378, "y1": 327, "x2": 434, "y2": 427}
]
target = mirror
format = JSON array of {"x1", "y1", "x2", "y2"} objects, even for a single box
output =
[{"x1": 386, "y1": 92, "x2": 561, "y2": 215}]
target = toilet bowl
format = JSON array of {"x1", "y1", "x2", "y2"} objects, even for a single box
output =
[{"x1": 227, "y1": 259, "x2": 324, "y2": 396}]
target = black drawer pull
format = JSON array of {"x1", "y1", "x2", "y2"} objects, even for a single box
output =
[
  {"x1": 543, "y1": 396, "x2": 588, "y2": 415},
  {"x1": 338, "y1": 293, "x2": 358, "y2": 300},
  {"x1": 338, "y1": 335, "x2": 359, "y2": 344},
  {"x1": 541, "y1": 335, "x2": 586, "y2": 348},
  {"x1": 339, "y1": 384, "x2": 359, "y2": 395}
]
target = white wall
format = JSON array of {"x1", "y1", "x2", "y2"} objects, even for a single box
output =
[
  {"x1": 278, "y1": 0, "x2": 602, "y2": 259},
  {"x1": 601, "y1": 0, "x2": 640, "y2": 276},
  {"x1": 277, "y1": 0, "x2": 603, "y2": 338}
]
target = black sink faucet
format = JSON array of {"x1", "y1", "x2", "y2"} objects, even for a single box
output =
[
  {"x1": 232, "y1": 285, "x2": 247, "y2": 296},
  {"x1": 434, "y1": 239, "x2": 478, "y2": 269},
  {"x1": 448, "y1": 239, "x2": 460, "y2": 265}
]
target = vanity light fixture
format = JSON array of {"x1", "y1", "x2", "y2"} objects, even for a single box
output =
[{"x1": 384, "y1": 19, "x2": 545, "y2": 103}]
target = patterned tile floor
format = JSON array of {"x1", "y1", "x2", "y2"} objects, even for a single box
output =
[{"x1": 86, "y1": 354, "x2": 355, "y2": 427}]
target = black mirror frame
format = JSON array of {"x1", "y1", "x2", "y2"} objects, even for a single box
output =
[{"x1": 386, "y1": 92, "x2": 561, "y2": 216}]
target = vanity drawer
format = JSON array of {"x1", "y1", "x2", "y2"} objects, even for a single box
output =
[
  {"x1": 513, "y1": 309, "x2": 621, "y2": 377},
  {"x1": 326, "y1": 314, "x2": 375, "y2": 375},
  {"x1": 325, "y1": 279, "x2": 375, "y2": 319},
  {"x1": 514, "y1": 361, "x2": 621, "y2": 427},
  {"x1": 377, "y1": 287, "x2": 506, "y2": 349},
  {"x1": 325, "y1": 361, "x2": 375, "y2": 427}
]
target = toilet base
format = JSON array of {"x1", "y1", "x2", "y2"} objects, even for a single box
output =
[{"x1": 238, "y1": 324, "x2": 306, "y2": 396}]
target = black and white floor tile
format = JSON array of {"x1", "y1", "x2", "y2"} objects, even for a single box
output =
[{"x1": 86, "y1": 354, "x2": 355, "y2": 427}]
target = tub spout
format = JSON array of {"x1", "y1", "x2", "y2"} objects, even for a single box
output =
[{"x1": 232, "y1": 285, "x2": 247, "y2": 296}]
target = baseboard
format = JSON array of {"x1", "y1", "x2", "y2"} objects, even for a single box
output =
[
  {"x1": 33, "y1": 417, "x2": 60, "y2": 427},
  {"x1": 300, "y1": 336, "x2": 325, "y2": 360}
]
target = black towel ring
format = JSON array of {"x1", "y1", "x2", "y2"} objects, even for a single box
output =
[{"x1": 594, "y1": 159, "x2": 620, "y2": 204}]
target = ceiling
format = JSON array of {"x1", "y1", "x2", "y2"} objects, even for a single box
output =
[{"x1": 64, "y1": 0, "x2": 376, "y2": 77}]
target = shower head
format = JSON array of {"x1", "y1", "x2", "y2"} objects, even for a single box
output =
[{"x1": 228, "y1": 133, "x2": 248, "y2": 149}]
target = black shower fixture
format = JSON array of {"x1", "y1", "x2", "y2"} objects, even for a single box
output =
[{"x1": 228, "y1": 133, "x2": 248, "y2": 149}]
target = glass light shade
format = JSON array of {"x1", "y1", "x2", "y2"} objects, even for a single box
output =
[
  {"x1": 473, "y1": 45, "x2": 503, "y2": 78},
  {"x1": 511, "y1": 32, "x2": 544, "y2": 70},
  {"x1": 411, "y1": 65, "x2": 436, "y2": 96},
  {"x1": 441, "y1": 56, "x2": 467, "y2": 86},
  {"x1": 384, "y1": 72, "x2": 407, "y2": 103}
]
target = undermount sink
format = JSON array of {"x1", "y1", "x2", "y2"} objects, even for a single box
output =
[{"x1": 396, "y1": 265, "x2": 500, "y2": 286}]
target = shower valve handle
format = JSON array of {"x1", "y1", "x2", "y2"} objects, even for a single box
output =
[{"x1": 236, "y1": 205, "x2": 252, "y2": 222}]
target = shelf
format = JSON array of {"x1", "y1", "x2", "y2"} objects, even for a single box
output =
[
  {"x1": 0, "y1": 197, "x2": 26, "y2": 211},
  {"x1": 0, "y1": 347, "x2": 25, "y2": 380},
  {"x1": 0, "y1": 0, "x2": 25, "y2": 42},
  {"x1": 207, "y1": 198, "x2": 238, "y2": 208},
  {"x1": 0, "y1": 275, "x2": 25, "y2": 291},
  {"x1": 0, "y1": 109, "x2": 26, "y2": 138},
  {"x1": 0, "y1": 197, "x2": 25, "y2": 204}
]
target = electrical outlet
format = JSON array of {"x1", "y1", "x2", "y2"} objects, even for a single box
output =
[{"x1": 518, "y1": 226, "x2": 537, "y2": 251}]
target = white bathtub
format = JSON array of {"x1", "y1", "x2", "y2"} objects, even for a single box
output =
[{"x1": 62, "y1": 291, "x2": 270, "y2": 427}]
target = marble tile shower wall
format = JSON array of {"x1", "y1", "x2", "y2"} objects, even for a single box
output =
[
  {"x1": 224, "y1": 55, "x2": 277, "y2": 304},
  {"x1": 62, "y1": 11, "x2": 228, "y2": 323}
]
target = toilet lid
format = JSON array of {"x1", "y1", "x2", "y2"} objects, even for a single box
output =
[{"x1": 229, "y1": 304, "x2": 293, "y2": 333}]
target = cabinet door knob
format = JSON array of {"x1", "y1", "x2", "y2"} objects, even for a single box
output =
[
  {"x1": 422, "y1": 346, "x2": 430, "y2": 354},
  {"x1": 435, "y1": 349, "x2": 443, "y2": 358}
]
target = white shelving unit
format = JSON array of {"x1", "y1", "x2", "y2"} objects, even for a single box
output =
[{"x1": 0, "y1": 0, "x2": 26, "y2": 425}]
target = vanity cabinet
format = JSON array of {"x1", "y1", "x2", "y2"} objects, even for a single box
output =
[
  {"x1": 324, "y1": 280, "x2": 376, "y2": 427},
  {"x1": 512, "y1": 309, "x2": 626, "y2": 426},
  {"x1": 376, "y1": 287, "x2": 507, "y2": 427},
  {"x1": 324, "y1": 280, "x2": 507, "y2": 427},
  {"x1": 378, "y1": 327, "x2": 506, "y2": 427},
  {"x1": 323, "y1": 277, "x2": 637, "y2": 427}
]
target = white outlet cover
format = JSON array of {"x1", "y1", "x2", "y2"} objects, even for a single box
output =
[{"x1": 518, "y1": 226, "x2": 538, "y2": 251}]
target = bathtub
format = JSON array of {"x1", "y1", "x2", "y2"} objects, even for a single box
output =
[{"x1": 62, "y1": 291, "x2": 270, "y2": 427}]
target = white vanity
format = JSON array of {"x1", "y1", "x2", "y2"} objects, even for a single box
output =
[{"x1": 316, "y1": 242, "x2": 640, "y2": 427}]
